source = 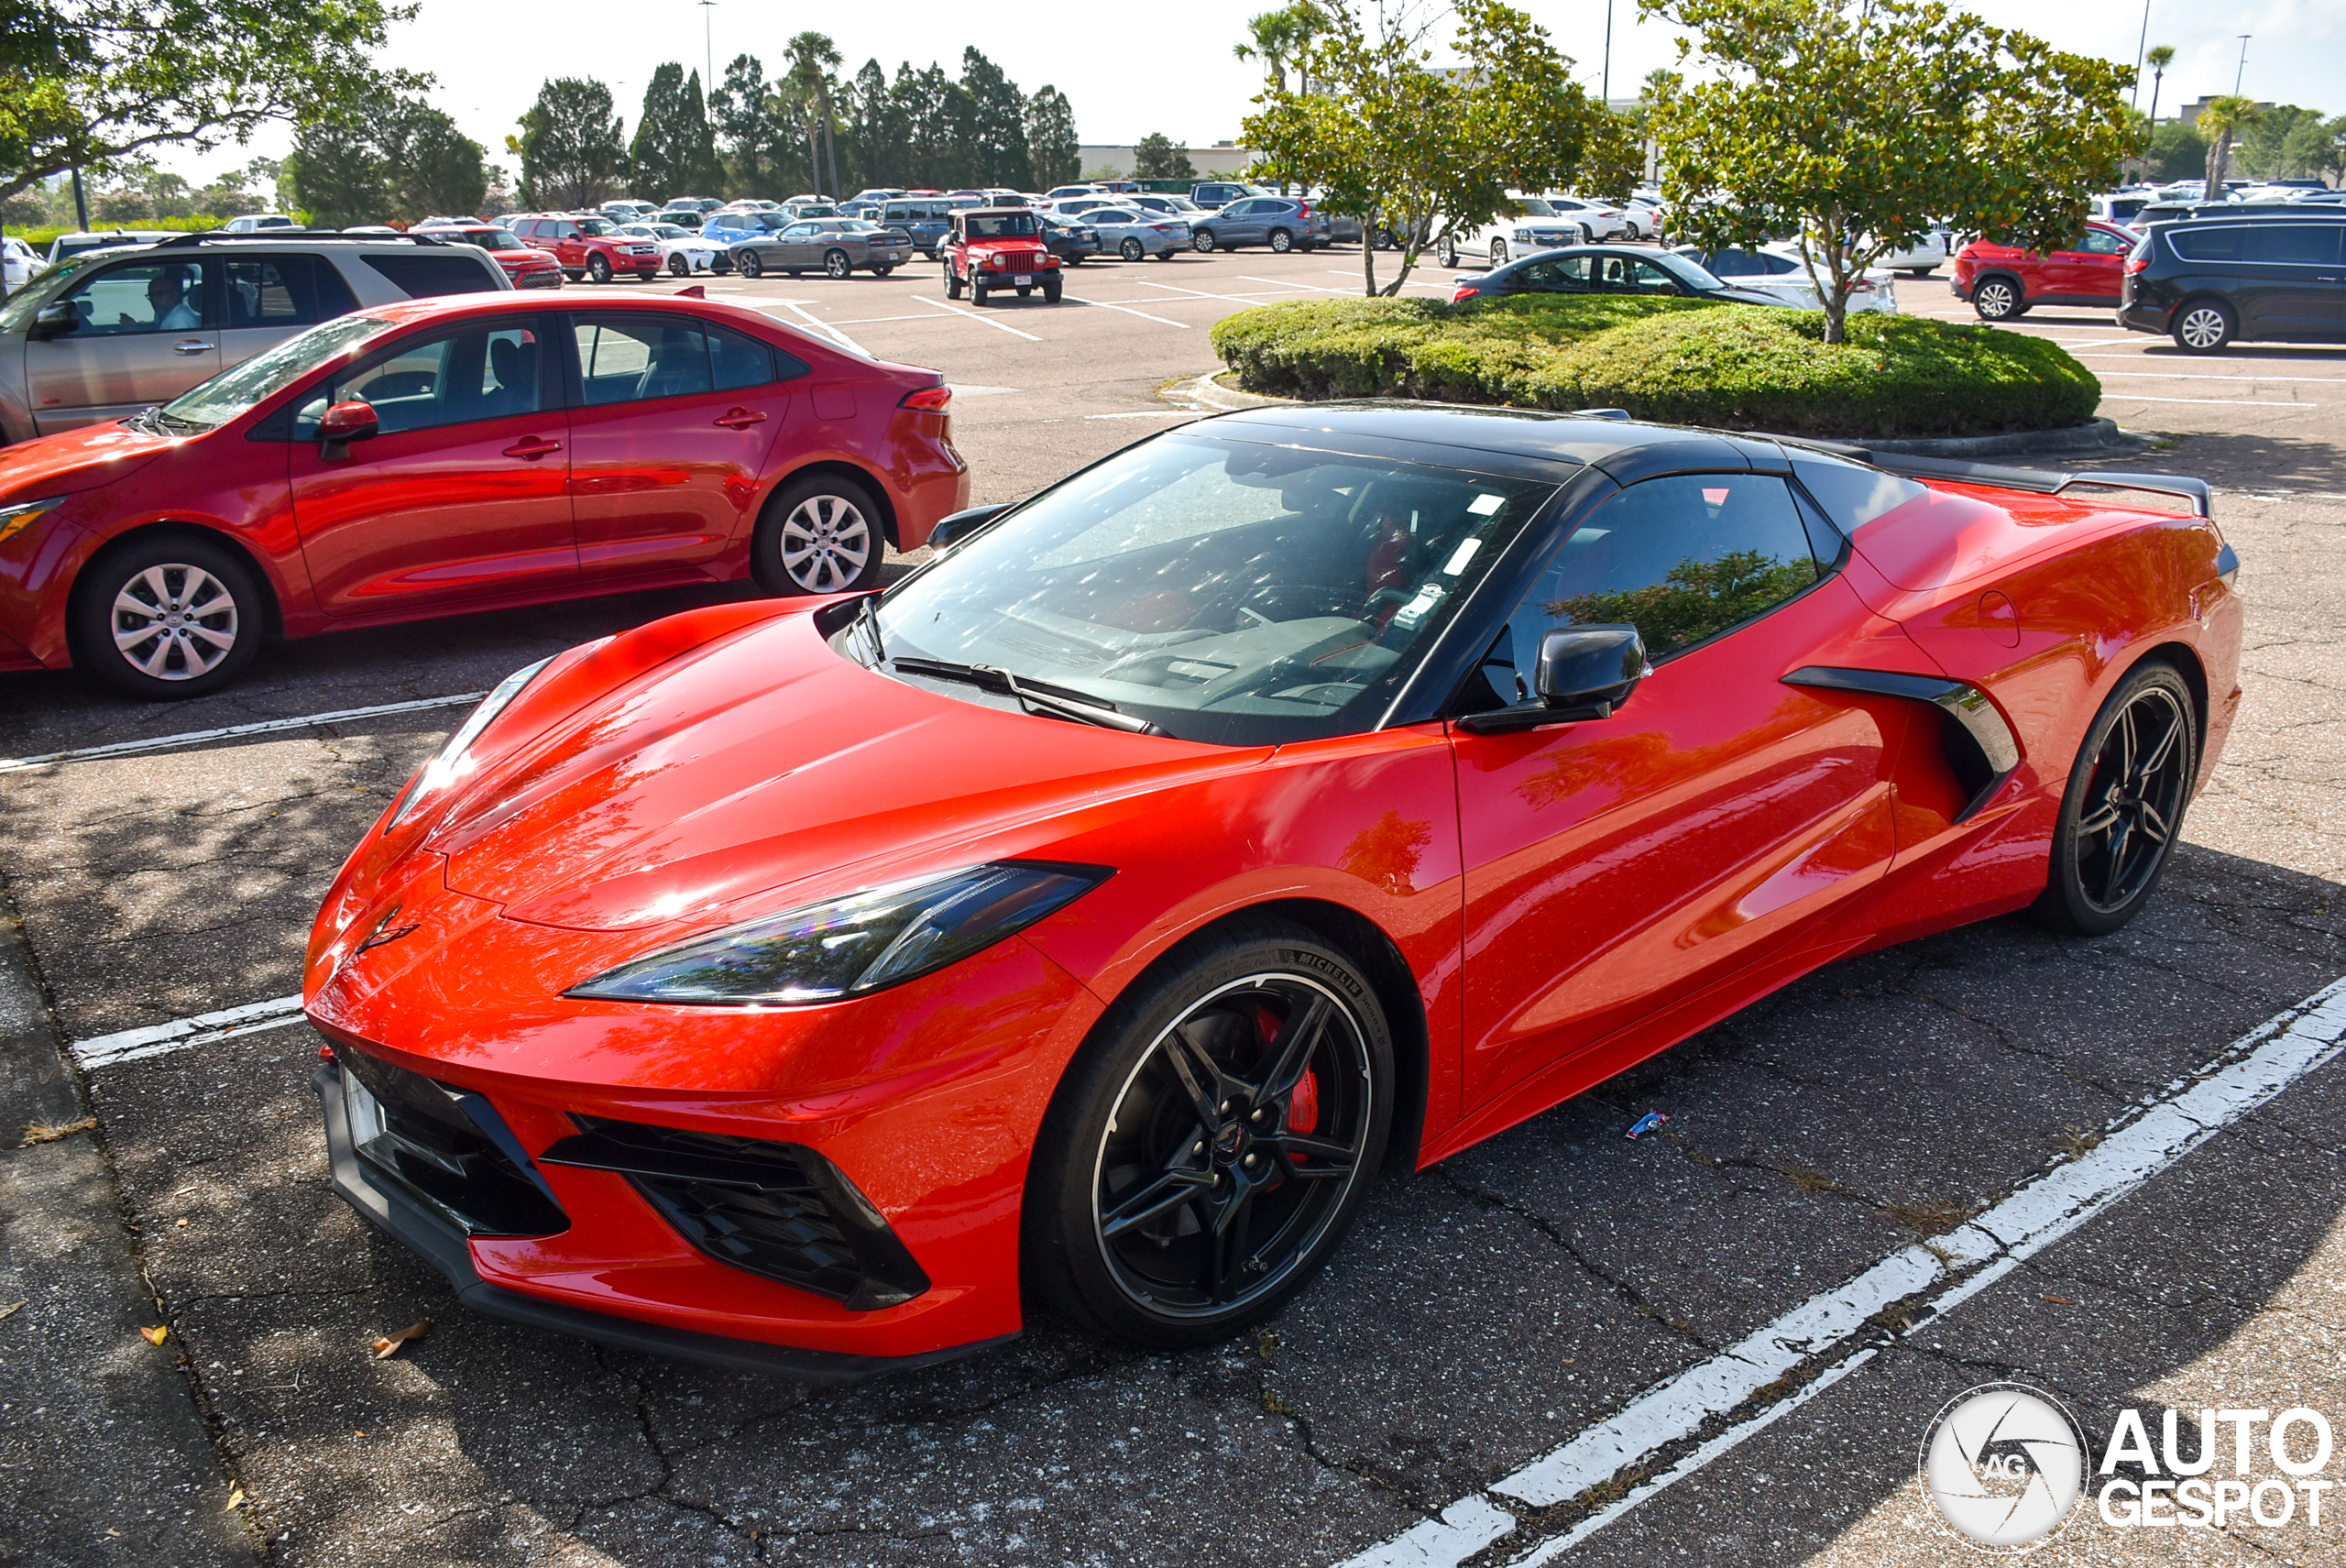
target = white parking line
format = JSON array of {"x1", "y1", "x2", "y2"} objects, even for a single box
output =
[
  {"x1": 825, "y1": 312, "x2": 970, "y2": 326},
  {"x1": 1238, "y1": 275, "x2": 1347, "y2": 292},
  {"x1": 1326, "y1": 270, "x2": 1453, "y2": 291},
  {"x1": 2098, "y1": 393, "x2": 2320, "y2": 407},
  {"x1": 2095, "y1": 369, "x2": 2339, "y2": 382},
  {"x1": 72, "y1": 994, "x2": 308, "y2": 1069},
  {"x1": 763, "y1": 299, "x2": 871, "y2": 356},
  {"x1": 1061, "y1": 294, "x2": 1191, "y2": 328},
  {"x1": 910, "y1": 296, "x2": 1043, "y2": 342},
  {"x1": 1086, "y1": 411, "x2": 1198, "y2": 420},
  {"x1": 1334, "y1": 972, "x2": 2346, "y2": 1566},
  {"x1": 0, "y1": 692, "x2": 485, "y2": 775}
]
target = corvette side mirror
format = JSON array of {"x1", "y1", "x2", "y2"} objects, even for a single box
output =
[
  {"x1": 926, "y1": 502, "x2": 1010, "y2": 553},
  {"x1": 1457, "y1": 623, "x2": 1650, "y2": 735}
]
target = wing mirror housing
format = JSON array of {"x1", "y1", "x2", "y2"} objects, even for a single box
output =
[
  {"x1": 1457, "y1": 624, "x2": 1651, "y2": 735},
  {"x1": 27, "y1": 301, "x2": 79, "y2": 341},
  {"x1": 317, "y1": 400, "x2": 379, "y2": 460},
  {"x1": 926, "y1": 502, "x2": 1010, "y2": 554}
]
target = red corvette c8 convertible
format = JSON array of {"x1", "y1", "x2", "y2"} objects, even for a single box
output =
[{"x1": 306, "y1": 405, "x2": 2241, "y2": 1380}]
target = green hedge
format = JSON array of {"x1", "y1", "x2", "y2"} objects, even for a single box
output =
[
  {"x1": 6, "y1": 215, "x2": 240, "y2": 250},
  {"x1": 1208, "y1": 294, "x2": 2101, "y2": 438}
]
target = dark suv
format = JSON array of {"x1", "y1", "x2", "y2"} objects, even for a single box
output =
[
  {"x1": 2118, "y1": 214, "x2": 2346, "y2": 352},
  {"x1": 1188, "y1": 196, "x2": 1332, "y2": 254}
]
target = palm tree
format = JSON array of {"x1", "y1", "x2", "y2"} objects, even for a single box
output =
[
  {"x1": 2198, "y1": 93, "x2": 2261, "y2": 199},
  {"x1": 2143, "y1": 45, "x2": 2175, "y2": 125},
  {"x1": 784, "y1": 31, "x2": 843, "y2": 198},
  {"x1": 1234, "y1": 3, "x2": 1324, "y2": 94}
]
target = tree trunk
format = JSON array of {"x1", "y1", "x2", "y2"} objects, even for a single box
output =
[
  {"x1": 2206, "y1": 129, "x2": 2233, "y2": 199},
  {"x1": 1361, "y1": 228, "x2": 1377, "y2": 296},
  {"x1": 822, "y1": 97, "x2": 840, "y2": 198}
]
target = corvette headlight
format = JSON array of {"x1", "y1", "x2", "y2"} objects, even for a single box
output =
[
  {"x1": 565, "y1": 861, "x2": 1110, "y2": 1006},
  {"x1": 384, "y1": 655, "x2": 554, "y2": 831},
  {"x1": 0, "y1": 496, "x2": 66, "y2": 546}
]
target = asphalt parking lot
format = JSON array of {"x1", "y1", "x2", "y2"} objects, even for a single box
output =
[{"x1": 4, "y1": 239, "x2": 2346, "y2": 1568}]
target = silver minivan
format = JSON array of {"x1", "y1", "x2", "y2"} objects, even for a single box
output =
[{"x1": 0, "y1": 233, "x2": 509, "y2": 444}]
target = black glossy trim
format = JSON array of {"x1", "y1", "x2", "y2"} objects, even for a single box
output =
[
  {"x1": 1782, "y1": 665, "x2": 2021, "y2": 820},
  {"x1": 313, "y1": 1061, "x2": 1012, "y2": 1382}
]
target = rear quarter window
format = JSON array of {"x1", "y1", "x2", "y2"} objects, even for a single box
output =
[
  {"x1": 2166, "y1": 226, "x2": 2249, "y2": 262},
  {"x1": 361, "y1": 253, "x2": 504, "y2": 297}
]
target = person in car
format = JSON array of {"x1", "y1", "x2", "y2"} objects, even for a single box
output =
[{"x1": 128, "y1": 267, "x2": 201, "y2": 330}]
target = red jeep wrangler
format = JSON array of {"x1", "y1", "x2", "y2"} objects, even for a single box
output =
[{"x1": 943, "y1": 209, "x2": 1063, "y2": 304}]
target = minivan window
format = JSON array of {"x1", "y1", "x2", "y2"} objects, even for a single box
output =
[
  {"x1": 2248, "y1": 225, "x2": 2343, "y2": 264},
  {"x1": 2167, "y1": 225, "x2": 2249, "y2": 262}
]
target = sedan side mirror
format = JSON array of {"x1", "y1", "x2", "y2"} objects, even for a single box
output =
[
  {"x1": 318, "y1": 400, "x2": 379, "y2": 459},
  {"x1": 926, "y1": 502, "x2": 1010, "y2": 553},
  {"x1": 1457, "y1": 623, "x2": 1650, "y2": 735},
  {"x1": 27, "y1": 301, "x2": 79, "y2": 341}
]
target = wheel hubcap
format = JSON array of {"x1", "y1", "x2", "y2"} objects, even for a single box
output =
[
  {"x1": 777, "y1": 495, "x2": 872, "y2": 593},
  {"x1": 112, "y1": 564, "x2": 236, "y2": 681},
  {"x1": 1091, "y1": 972, "x2": 1372, "y2": 1316},
  {"x1": 2181, "y1": 309, "x2": 2224, "y2": 347},
  {"x1": 2075, "y1": 686, "x2": 2189, "y2": 913}
]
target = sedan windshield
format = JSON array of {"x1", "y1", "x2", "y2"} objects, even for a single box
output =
[
  {"x1": 864, "y1": 434, "x2": 1556, "y2": 745},
  {"x1": 1653, "y1": 250, "x2": 1727, "y2": 290},
  {"x1": 159, "y1": 313, "x2": 398, "y2": 432}
]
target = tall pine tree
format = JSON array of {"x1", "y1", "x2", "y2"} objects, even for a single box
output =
[
  {"x1": 1025, "y1": 86, "x2": 1079, "y2": 190},
  {"x1": 630, "y1": 63, "x2": 720, "y2": 202},
  {"x1": 518, "y1": 77, "x2": 627, "y2": 209},
  {"x1": 959, "y1": 48, "x2": 1030, "y2": 189},
  {"x1": 711, "y1": 54, "x2": 774, "y2": 197}
]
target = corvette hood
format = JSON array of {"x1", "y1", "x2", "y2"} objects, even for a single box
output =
[
  {"x1": 430, "y1": 612, "x2": 1255, "y2": 932},
  {"x1": 0, "y1": 418, "x2": 175, "y2": 503}
]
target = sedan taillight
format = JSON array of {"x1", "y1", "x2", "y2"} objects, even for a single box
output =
[
  {"x1": 1453, "y1": 283, "x2": 1481, "y2": 302},
  {"x1": 899, "y1": 385, "x2": 953, "y2": 412}
]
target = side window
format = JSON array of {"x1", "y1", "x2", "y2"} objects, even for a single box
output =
[
  {"x1": 708, "y1": 323, "x2": 808, "y2": 390},
  {"x1": 1471, "y1": 475, "x2": 1825, "y2": 706},
  {"x1": 222, "y1": 256, "x2": 356, "y2": 328},
  {"x1": 2077, "y1": 229, "x2": 2130, "y2": 256},
  {"x1": 576, "y1": 315, "x2": 715, "y2": 405},
  {"x1": 60, "y1": 260, "x2": 209, "y2": 335},
  {"x1": 2248, "y1": 225, "x2": 2341, "y2": 265},
  {"x1": 783, "y1": 223, "x2": 818, "y2": 238},
  {"x1": 310, "y1": 323, "x2": 545, "y2": 437},
  {"x1": 2168, "y1": 225, "x2": 2247, "y2": 262},
  {"x1": 1521, "y1": 255, "x2": 1591, "y2": 293},
  {"x1": 362, "y1": 253, "x2": 501, "y2": 298}
]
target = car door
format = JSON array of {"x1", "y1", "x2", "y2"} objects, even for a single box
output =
[
  {"x1": 24, "y1": 257, "x2": 218, "y2": 433},
  {"x1": 1216, "y1": 200, "x2": 1265, "y2": 246},
  {"x1": 214, "y1": 254, "x2": 361, "y2": 375},
  {"x1": 1450, "y1": 471, "x2": 1901, "y2": 1106},
  {"x1": 564, "y1": 312, "x2": 804, "y2": 578},
  {"x1": 289, "y1": 315, "x2": 577, "y2": 617},
  {"x1": 2242, "y1": 222, "x2": 2345, "y2": 337}
]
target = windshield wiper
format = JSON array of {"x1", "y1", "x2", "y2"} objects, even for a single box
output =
[
  {"x1": 853, "y1": 593, "x2": 886, "y2": 666},
  {"x1": 137, "y1": 405, "x2": 206, "y2": 435},
  {"x1": 889, "y1": 655, "x2": 1162, "y2": 735}
]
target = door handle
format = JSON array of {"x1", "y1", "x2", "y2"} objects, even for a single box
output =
[
  {"x1": 502, "y1": 437, "x2": 564, "y2": 459},
  {"x1": 170, "y1": 339, "x2": 214, "y2": 355},
  {"x1": 713, "y1": 408, "x2": 768, "y2": 430}
]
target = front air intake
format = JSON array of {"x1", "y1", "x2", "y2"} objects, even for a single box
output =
[{"x1": 537, "y1": 1117, "x2": 930, "y2": 1310}]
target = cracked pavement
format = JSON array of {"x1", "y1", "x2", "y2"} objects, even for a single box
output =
[{"x1": 1, "y1": 257, "x2": 2343, "y2": 1565}]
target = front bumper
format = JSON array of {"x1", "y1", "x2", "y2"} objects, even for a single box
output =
[{"x1": 313, "y1": 1058, "x2": 1012, "y2": 1382}]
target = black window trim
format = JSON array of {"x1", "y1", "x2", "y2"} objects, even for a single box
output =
[{"x1": 293, "y1": 311, "x2": 563, "y2": 438}]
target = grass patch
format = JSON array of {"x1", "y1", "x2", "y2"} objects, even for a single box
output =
[{"x1": 1209, "y1": 294, "x2": 2099, "y2": 439}]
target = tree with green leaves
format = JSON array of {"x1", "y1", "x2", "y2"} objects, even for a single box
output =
[
  {"x1": 288, "y1": 95, "x2": 487, "y2": 225},
  {"x1": 1133, "y1": 133, "x2": 1197, "y2": 181},
  {"x1": 2147, "y1": 119, "x2": 2207, "y2": 181},
  {"x1": 384, "y1": 101, "x2": 488, "y2": 218},
  {"x1": 631, "y1": 63, "x2": 721, "y2": 203},
  {"x1": 518, "y1": 77, "x2": 627, "y2": 211},
  {"x1": 1244, "y1": 0, "x2": 1631, "y2": 297},
  {"x1": 1233, "y1": 3, "x2": 1325, "y2": 93},
  {"x1": 2143, "y1": 45, "x2": 2174, "y2": 125},
  {"x1": 1025, "y1": 86, "x2": 1080, "y2": 190},
  {"x1": 0, "y1": 0, "x2": 416, "y2": 207},
  {"x1": 784, "y1": 31, "x2": 843, "y2": 197},
  {"x1": 2234, "y1": 104, "x2": 2341, "y2": 182},
  {"x1": 958, "y1": 48, "x2": 1031, "y2": 190},
  {"x1": 845, "y1": 60, "x2": 901, "y2": 194},
  {"x1": 2195, "y1": 95, "x2": 2260, "y2": 200},
  {"x1": 1637, "y1": 0, "x2": 2132, "y2": 345},
  {"x1": 710, "y1": 54, "x2": 776, "y2": 197},
  {"x1": 286, "y1": 115, "x2": 389, "y2": 227}
]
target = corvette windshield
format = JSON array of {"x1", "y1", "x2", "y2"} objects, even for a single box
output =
[{"x1": 866, "y1": 434, "x2": 1555, "y2": 745}]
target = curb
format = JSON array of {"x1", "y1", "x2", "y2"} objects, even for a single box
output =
[
  {"x1": 0, "y1": 883, "x2": 256, "y2": 1565},
  {"x1": 1171, "y1": 376, "x2": 2149, "y2": 459}
]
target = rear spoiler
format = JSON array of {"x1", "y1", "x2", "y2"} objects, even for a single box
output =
[{"x1": 1786, "y1": 440, "x2": 2212, "y2": 520}]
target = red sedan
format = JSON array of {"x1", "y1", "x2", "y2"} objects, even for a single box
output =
[
  {"x1": 0, "y1": 292, "x2": 967, "y2": 696},
  {"x1": 306, "y1": 407, "x2": 2238, "y2": 1377},
  {"x1": 1953, "y1": 222, "x2": 2139, "y2": 321}
]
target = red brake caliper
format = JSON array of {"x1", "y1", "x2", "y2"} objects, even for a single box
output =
[{"x1": 1257, "y1": 1004, "x2": 1320, "y2": 1146}]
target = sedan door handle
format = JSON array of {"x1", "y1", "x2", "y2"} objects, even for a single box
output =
[
  {"x1": 713, "y1": 408, "x2": 768, "y2": 430},
  {"x1": 170, "y1": 339, "x2": 214, "y2": 355},
  {"x1": 503, "y1": 437, "x2": 565, "y2": 459}
]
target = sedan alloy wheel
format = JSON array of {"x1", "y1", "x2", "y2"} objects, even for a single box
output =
[
  {"x1": 71, "y1": 537, "x2": 262, "y2": 698},
  {"x1": 752, "y1": 477, "x2": 882, "y2": 597}
]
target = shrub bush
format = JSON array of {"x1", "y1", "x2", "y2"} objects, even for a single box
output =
[{"x1": 1208, "y1": 294, "x2": 2100, "y2": 438}]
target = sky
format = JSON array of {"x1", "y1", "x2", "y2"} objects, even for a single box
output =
[{"x1": 148, "y1": 0, "x2": 2346, "y2": 188}]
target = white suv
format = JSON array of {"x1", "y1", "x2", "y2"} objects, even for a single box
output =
[
  {"x1": 0, "y1": 232, "x2": 510, "y2": 444},
  {"x1": 1436, "y1": 194, "x2": 1602, "y2": 269},
  {"x1": 223, "y1": 214, "x2": 300, "y2": 234}
]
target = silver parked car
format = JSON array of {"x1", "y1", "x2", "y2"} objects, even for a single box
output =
[
  {"x1": 0, "y1": 233, "x2": 509, "y2": 444},
  {"x1": 725, "y1": 217, "x2": 915, "y2": 280},
  {"x1": 1076, "y1": 205, "x2": 1192, "y2": 260}
]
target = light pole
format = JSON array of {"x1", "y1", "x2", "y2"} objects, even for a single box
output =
[
  {"x1": 1601, "y1": 0, "x2": 1614, "y2": 104},
  {"x1": 699, "y1": 0, "x2": 717, "y2": 101},
  {"x1": 2130, "y1": 0, "x2": 2150, "y2": 108},
  {"x1": 2233, "y1": 35, "x2": 2250, "y2": 97}
]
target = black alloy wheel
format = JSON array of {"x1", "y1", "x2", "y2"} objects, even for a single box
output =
[
  {"x1": 823, "y1": 247, "x2": 852, "y2": 280},
  {"x1": 1120, "y1": 236, "x2": 1145, "y2": 261},
  {"x1": 586, "y1": 254, "x2": 613, "y2": 284},
  {"x1": 1025, "y1": 922, "x2": 1393, "y2": 1347},
  {"x1": 668, "y1": 254, "x2": 692, "y2": 277},
  {"x1": 2034, "y1": 662, "x2": 2198, "y2": 936},
  {"x1": 71, "y1": 534, "x2": 264, "y2": 698},
  {"x1": 735, "y1": 248, "x2": 763, "y2": 280},
  {"x1": 2173, "y1": 299, "x2": 2235, "y2": 354},
  {"x1": 1972, "y1": 276, "x2": 2023, "y2": 320}
]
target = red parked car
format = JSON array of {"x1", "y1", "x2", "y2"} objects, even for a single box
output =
[
  {"x1": 1952, "y1": 222, "x2": 2138, "y2": 321},
  {"x1": 412, "y1": 224, "x2": 565, "y2": 290},
  {"x1": 510, "y1": 215, "x2": 661, "y2": 284},
  {"x1": 304, "y1": 405, "x2": 2239, "y2": 1377},
  {"x1": 942, "y1": 208, "x2": 1063, "y2": 304},
  {"x1": 0, "y1": 292, "x2": 967, "y2": 696}
]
